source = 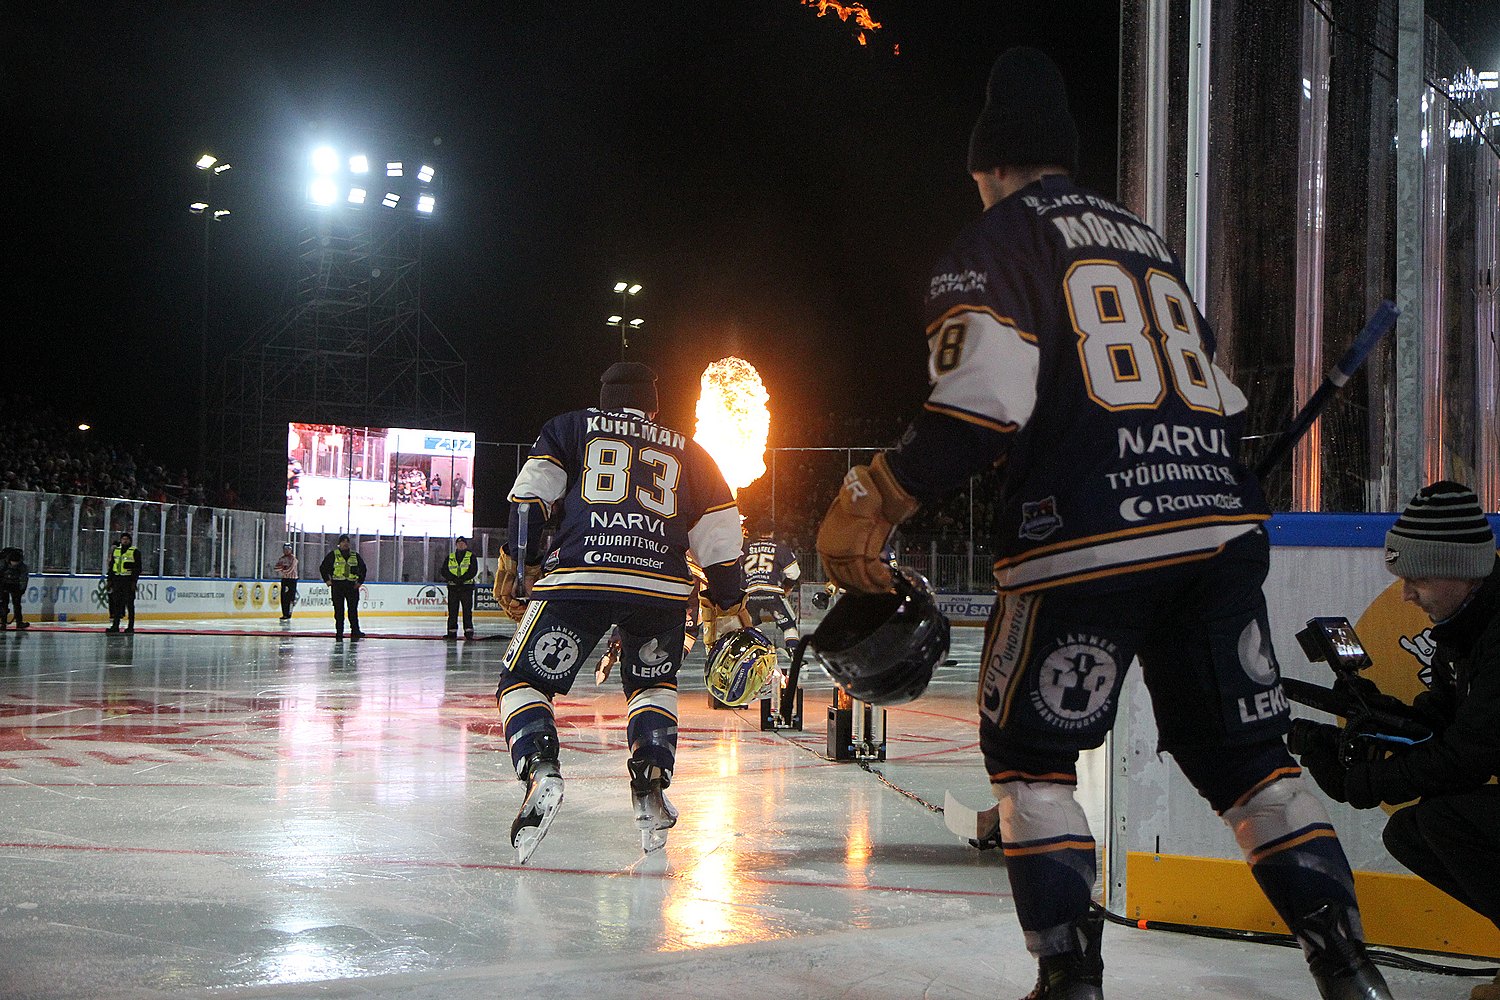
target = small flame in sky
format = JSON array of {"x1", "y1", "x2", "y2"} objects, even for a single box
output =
[
  {"x1": 799, "y1": 0, "x2": 882, "y2": 47},
  {"x1": 694, "y1": 357, "x2": 770, "y2": 495}
]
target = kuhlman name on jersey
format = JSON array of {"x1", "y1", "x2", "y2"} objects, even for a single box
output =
[{"x1": 584, "y1": 414, "x2": 687, "y2": 450}]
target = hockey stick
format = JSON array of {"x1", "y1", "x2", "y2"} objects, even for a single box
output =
[
  {"x1": 1251, "y1": 299, "x2": 1399, "y2": 480},
  {"x1": 513, "y1": 502, "x2": 530, "y2": 597},
  {"x1": 779, "y1": 630, "x2": 805, "y2": 724},
  {"x1": 942, "y1": 790, "x2": 1001, "y2": 849}
]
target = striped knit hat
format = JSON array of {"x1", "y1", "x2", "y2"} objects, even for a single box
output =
[{"x1": 1384, "y1": 481, "x2": 1497, "y2": 579}]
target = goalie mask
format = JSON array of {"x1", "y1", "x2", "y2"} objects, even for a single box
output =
[
  {"x1": 705, "y1": 627, "x2": 779, "y2": 707},
  {"x1": 807, "y1": 566, "x2": 948, "y2": 706}
]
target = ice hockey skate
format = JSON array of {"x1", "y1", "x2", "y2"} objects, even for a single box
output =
[
  {"x1": 629, "y1": 760, "x2": 678, "y2": 854},
  {"x1": 510, "y1": 751, "x2": 564, "y2": 865},
  {"x1": 1296, "y1": 902, "x2": 1394, "y2": 1000},
  {"x1": 1020, "y1": 911, "x2": 1104, "y2": 1000}
]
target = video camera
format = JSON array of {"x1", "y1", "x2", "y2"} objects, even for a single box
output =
[{"x1": 1284, "y1": 616, "x2": 1432, "y2": 764}]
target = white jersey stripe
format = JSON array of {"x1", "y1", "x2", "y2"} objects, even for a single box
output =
[
  {"x1": 994, "y1": 522, "x2": 1261, "y2": 591},
  {"x1": 536, "y1": 568, "x2": 694, "y2": 599},
  {"x1": 927, "y1": 309, "x2": 1041, "y2": 432}
]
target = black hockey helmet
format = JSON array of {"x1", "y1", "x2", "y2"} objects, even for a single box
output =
[{"x1": 806, "y1": 566, "x2": 949, "y2": 706}]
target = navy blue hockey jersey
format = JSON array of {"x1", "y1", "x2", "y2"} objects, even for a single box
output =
[
  {"x1": 887, "y1": 175, "x2": 1269, "y2": 593},
  {"x1": 742, "y1": 537, "x2": 801, "y2": 594},
  {"x1": 508, "y1": 408, "x2": 744, "y2": 608}
]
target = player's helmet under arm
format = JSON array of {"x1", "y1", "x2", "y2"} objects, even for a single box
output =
[
  {"x1": 705, "y1": 627, "x2": 779, "y2": 707},
  {"x1": 806, "y1": 567, "x2": 948, "y2": 705}
]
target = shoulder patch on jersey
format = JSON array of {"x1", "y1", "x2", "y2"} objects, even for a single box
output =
[{"x1": 1018, "y1": 496, "x2": 1063, "y2": 541}]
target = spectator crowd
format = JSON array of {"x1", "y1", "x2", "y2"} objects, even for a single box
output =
[{"x1": 0, "y1": 396, "x2": 231, "y2": 506}]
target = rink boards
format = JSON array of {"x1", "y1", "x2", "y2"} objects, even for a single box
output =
[{"x1": 1115, "y1": 512, "x2": 1500, "y2": 958}]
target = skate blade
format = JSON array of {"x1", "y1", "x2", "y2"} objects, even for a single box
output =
[
  {"x1": 513, "y1": 777, "x2": 564, "y2": 865},
  {"x1": 635, "y1": 800, "x2": 678, "y2": 854}
]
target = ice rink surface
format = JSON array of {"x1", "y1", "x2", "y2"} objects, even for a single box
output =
[{"x1": 0, "y1": 618, "x2": 1463, "y2": 999}]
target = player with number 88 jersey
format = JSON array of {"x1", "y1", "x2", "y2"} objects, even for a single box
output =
[
  {"x1": 816, "y1": 47, "x2": 1390, "y2": 1000},
  {"x1": 495, "y1": 362, "x2": 746, "y2": 863}
]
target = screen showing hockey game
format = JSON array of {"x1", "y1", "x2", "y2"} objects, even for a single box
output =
[{"x1": 285, "y1": 423, "x2": 475, "y2": 537}]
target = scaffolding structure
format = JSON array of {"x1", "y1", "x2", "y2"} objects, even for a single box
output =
[{"x1": 217, "y1": 203, "x2": 466, "y2": 511}]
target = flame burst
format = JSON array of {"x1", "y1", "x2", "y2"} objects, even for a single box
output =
[
  {"x1": 694, "y1": 357, "x2": 770, "y2": 495},
  {"x1": 800, "y1": 0, "x2": 882, "y2": 46}
]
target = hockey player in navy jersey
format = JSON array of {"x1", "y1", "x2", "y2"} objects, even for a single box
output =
[
  {"x1": 816, "y1": 49, "x2": 1391, "y2": 1000},
  {"x1": 494, "y1": 362, "x2": 746, "y2": 863},
  {"x1": 741, "y1": 519, "x2": 802, "y2": 659}
]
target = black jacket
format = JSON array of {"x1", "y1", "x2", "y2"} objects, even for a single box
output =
[
  {"x1": 1347, "y1": 556, "x2": 1500, "y2": 806},
  {"x1": 1, "y1": 557, "x2": 27, "y2": 594},
  {"x1": 319, "y1": 549, "x2": 367, "y2": 585},
  {"x1": 440, "y1": 550, "x2": 477, "y2": 586}
]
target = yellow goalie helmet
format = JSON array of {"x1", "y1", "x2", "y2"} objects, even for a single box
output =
[{"x1": 704, "y1": 627, "x2": 778, "y2": 707}]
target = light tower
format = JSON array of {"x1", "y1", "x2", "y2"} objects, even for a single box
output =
[
  {"x1": 191, "y1": 153, "x2": 232, "y2": 478},
  {"x1": 217, "y1": 133, "x2": 466, "y2": 510},
  {"x1": 607, "y1": 281, "x2": 644, "y2": 361}
]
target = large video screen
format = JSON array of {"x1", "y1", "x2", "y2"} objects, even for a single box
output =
[{"x1": 286, "y1": 423, "x2": 475, "y2": 537}]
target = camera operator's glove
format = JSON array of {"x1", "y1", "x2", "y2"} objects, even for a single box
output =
[
  {"x1": 1340, "y1": 761, "x2": 1380, "y2": 809},
  {"x1": 817, "y1": 453, "x2": 920, "y2": 594},
  {"x1": 1333, "y1": 675, "x2": 1411, "y2": 720},
  {"x1": 1298, "y1": 740, "x2": 1348, "y2": 804},
  {"x1": 495, "y1": 551, "x2": 541, "y2": 623}
]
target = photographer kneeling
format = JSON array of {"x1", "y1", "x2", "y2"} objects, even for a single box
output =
[{"x1": 1301, "y1": 482, "x2": 1500, "y2": 998}]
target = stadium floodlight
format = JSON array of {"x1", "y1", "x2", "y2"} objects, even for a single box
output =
[
  {"x1": 417, "y1": 193, "x2": 435, "y2": 214},
  {"x1": 629, "y1": 318, "x2": 645, "y2": 328},
  {"x1": 349, "y1": 153, "x2": 369, "y2": 173},
  {"x1": 213, "y1": 209, "x2": 231, "y2": 220},
  {"x1": 628, "y1": 283, "x2": 642, "y2": 295},
  {"x1": 607, "y1": 314, "x2": 624, "y2": 324},
  {"x1": 196, "y1": 153, "x2": 218, "y2": 170},
  {"x1": 418, "y1": 164, "x2": 434, "y2": 182},
  {"x1": 189, "y1": 201, "x2": 209, "y2": 213},
  {"x1": 309, "y1": 177, "x2": 339, "y2": 206},
  {"x1": 348, "y1": 187, "x2": 367, "y2": 205},
  {"x1": 614, "y1": 281, "x2": 628, "y2": 293},
  {"x1": 311, "y1": 145, "x2": 340, "y2": 175},
  {"x1": 386, "y1": 161, "x2": 403, "y2": 177},
  {"x1": 382, "y1": 192, "x2": 400, "y2": 208}
]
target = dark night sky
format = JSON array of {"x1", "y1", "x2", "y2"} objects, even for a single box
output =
[{"x1": 7, "y1": 1, "x2": 1122, "y2": 478}]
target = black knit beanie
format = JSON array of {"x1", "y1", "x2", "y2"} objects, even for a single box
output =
[
  {"x1": 967, "y1": 47, "x2": 1080, "y2": 175},
  {"x1": 599, "y1": 362, "x2": 658, "y2": 414},
  {"x1": 1384, "y1": 481, "x2": 1497, "y2": 579}
]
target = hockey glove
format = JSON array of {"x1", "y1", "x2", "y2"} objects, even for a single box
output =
[
  {"x1": 816, "y1": 452, "x2": 920, "y2": 594},
  {"x1": 495, "y1": 550, "x2": 542, "y2": 623},
  {"x1": 1297, "y1": 740, "x2": 1348, "y2": 804}
]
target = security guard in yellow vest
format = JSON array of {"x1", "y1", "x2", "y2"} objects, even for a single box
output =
[
  {"x1": 318, "y1": 534, "x2": 367, "y2": 640},
  {"x1": 105, "y1": 531, "x2": 141, "y2": 633},
  {"x1": 440, "y1": 536, "x2": 478, "y2": 639}
]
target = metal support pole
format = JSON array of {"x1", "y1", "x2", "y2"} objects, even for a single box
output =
[{"x1": 1394, "y1": 0, "x2": 1426, "y2": 504}]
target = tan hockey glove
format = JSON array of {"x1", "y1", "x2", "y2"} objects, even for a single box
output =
[
  {"x1": 816, "y1": 452, "x2": 920, "y2": 594},
  {"x1": 495, "y1": 551, "x2": 542, "y2": 623}
]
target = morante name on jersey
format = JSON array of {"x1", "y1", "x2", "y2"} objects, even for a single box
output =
[{"x1": 585, "y1": 414, "x2": 687, "y2": 449}]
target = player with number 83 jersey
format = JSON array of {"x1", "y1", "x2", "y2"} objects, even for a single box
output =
[{"x1": 495, "y1": 362, "x2": 745, "y2": 864}]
